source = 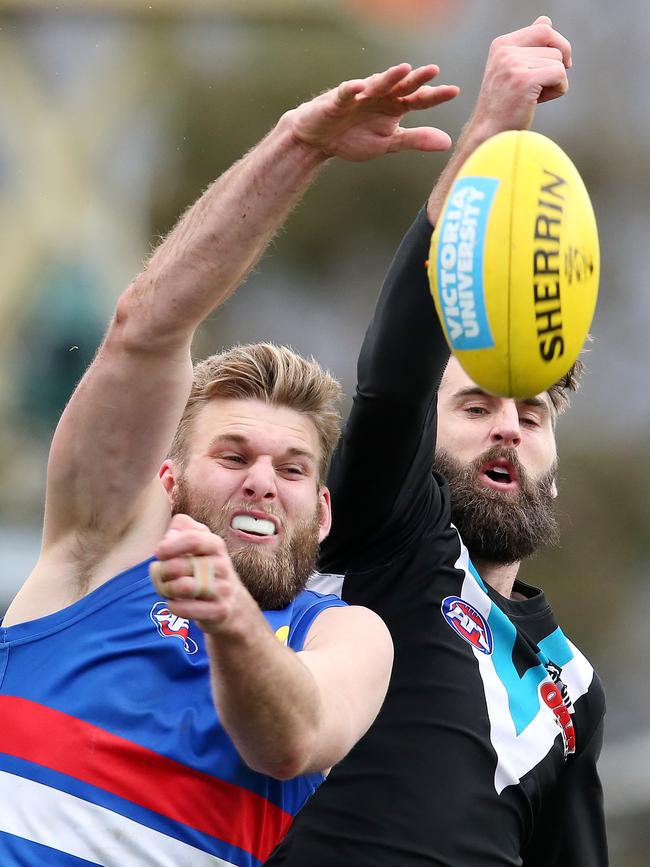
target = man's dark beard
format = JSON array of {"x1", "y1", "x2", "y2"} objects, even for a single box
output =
[
  {"x1": 172, "y1": 476, "x2": 320, "y2": 609},
  {"x1": 433, "y1": 445, "x2": 559, "y2": 565}
]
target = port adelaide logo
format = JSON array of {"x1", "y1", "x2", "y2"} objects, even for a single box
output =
[{"x1": 441, "y1": 596, "x2": 493, "y2": 655}]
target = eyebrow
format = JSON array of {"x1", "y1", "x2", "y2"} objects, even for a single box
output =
[
  {"x1": 519, "y1": 396, "x2": 550, "y2": 412},
  {"x1": 452, "y1": 387, "x2": 550, "y2": 414},
  {"x1": 453, "y1": 387, "x2": 489, "y2": 400},
  {"x1": 208, "y1": 433, "x2": 317, "y2": 464}
]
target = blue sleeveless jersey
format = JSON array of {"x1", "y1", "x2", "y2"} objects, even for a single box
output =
[{"x1": 0, "y1": 558, "x2": 346, "y2": 866}]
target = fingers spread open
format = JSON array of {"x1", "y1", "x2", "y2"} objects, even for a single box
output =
[
  {"x1": 399, "y1": 84, "x2": 460, "y2": 112},
  {"x1": 361, "y1": 63, "x2": 413, "y2": 99},
  {"x1": 388, "y1": 64, "x2": 440, "y2": 98},
  {"x1": 336, "y1": 79, "x2": 366, "y2": 104},
  {"x1": 389, "y1": 126, "x2": 453, "y2": 154}
]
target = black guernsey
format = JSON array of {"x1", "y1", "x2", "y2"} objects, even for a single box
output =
[{"x1": 266, "y1": 210, "x2": 608, "y2": 866}]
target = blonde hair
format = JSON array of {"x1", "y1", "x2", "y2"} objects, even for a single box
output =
[{"x1": 169, "y1": 343, "x2": 342, "y2": 483}]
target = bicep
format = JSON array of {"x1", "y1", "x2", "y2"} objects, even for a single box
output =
[
  {"x1": 297, "y1": 605, "x2": 393, "y2": 771},
  {"x1": 43, "y1": 305, "x2": 194, "y2": 547}
]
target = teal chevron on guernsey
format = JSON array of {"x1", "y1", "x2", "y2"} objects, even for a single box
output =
[{"x1": 453, "y1": 533, "x2": 594, "y2": 795}]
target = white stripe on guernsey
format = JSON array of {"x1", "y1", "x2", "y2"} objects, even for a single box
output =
[
  {"x1": 307, "y1": 571, "x2": 344, "y2": 597},
  {"x1": 453, "y1": 532, "x2": 592, "y2": 795},
  {"x1": 559, "y1": 640, "x2": 595, "y2": 697},
  {"x1": 475, "y1": 644, "x2": 563, "y2": 794},
  {"x1": 0, "y1": 772, "x2": 236, "y2": 867}
]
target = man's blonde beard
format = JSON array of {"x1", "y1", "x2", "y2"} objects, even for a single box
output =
[{"x1": 171, "y1": 476, "x2": 321, "y2": 609}]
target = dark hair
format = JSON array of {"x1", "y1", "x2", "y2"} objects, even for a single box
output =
[{"x1": 547, "y1": 358, "x2": 585, "y2": 416}]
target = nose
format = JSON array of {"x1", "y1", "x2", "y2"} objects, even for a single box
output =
[
  {"x1": 241, "y1": 456, "x2": 277, "y2": 502},
  {"x1": 490, "y1": 402, "x2": 521, "y2": 448}
]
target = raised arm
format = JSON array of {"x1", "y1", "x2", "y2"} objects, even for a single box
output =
[
  {"x1": 321, "y1": 17, "x2": 572, "y2": 571},
  {"x1": 150, "y1": 516, "x2": 393, "y2": 779},
  {"x1": 320, "y1": 207, "x2": 449, "y2": 571},
  {"x1": 41, "y1": 65, "x2": 458, "y2": 559},
  {"x1": 427, "y1": 15, "x2": 571, "y2": 223}
]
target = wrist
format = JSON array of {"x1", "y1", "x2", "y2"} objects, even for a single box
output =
[
  {"x1": 198, "y1": 581, "x2": 266, "y2": 639},
  {"x1": 275, "y1": 108, "x2": 335, "y2": 165},
  {"x1": 425, "y1": 115, "x2": 505, "y2": 225},
  {"x1": 460, "y1": 101, "x2": 536, "y2": 150},
  {"x1": 201, "y1": 603, "x2": 277, "y2": 682},
  {"x1": 456, "y1": 114, "x2": 502, "y2": 155}
]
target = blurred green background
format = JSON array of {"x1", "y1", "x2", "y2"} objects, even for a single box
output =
[{"x1": 0, "y1": 1, "x2": 647, "y2": 863}]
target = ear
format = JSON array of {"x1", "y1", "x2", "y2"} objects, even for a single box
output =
[
  {"x1": 317, "y1": 486, "x2": 333, "y2": 542},
  {"x1": 549, "y1": 477, "x2": 558, "y2": 499},
  {"x1": 159, "y1": 459, "x2": 178, "y2": 504}
]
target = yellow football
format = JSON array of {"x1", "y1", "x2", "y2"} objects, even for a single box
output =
[{"x1": 428, "y1": 130, "x2": 599, "y2": 397}]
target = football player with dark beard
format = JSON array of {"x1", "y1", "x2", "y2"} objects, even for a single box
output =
[
  {"x1": 432, "y1": 427, "x2": 560, "y2": 570},
  {"x1": 267, "y1": 16, "x2": 608, "y2": 867}
]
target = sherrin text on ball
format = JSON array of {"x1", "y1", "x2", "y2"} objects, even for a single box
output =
[{"x1": 428, "y1": 130, "x2": 599, "y2": 397}]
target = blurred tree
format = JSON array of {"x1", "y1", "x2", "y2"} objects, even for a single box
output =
[
  {"x1": 148, "y1": 15, "x2": 453, "y2": 275},
  {"x1": 17, "y1": 260, "x2": 105, "y2": 430}
]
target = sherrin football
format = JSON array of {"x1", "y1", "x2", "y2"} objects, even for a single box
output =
[{"x1": 428, "y1": 130, "x2": 599, "y2": 398}]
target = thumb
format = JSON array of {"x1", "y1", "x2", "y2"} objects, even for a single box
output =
[{"x1": 168, "y1": 513, "x2": 211, "y2": 534}]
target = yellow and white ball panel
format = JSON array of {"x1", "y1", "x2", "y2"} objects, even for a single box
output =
[{"x1": 428, "y1": 130, "x2": 600, "y2": 398}]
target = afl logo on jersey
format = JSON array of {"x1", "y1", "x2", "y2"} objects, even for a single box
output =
[
  {"x1": 150, "y1": 602, "x2": 199, "y2": 654},
  {"x1": 441, "y1": 596, "x2": 493, "y2": 655}
]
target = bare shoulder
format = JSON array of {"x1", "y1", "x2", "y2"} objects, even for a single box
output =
[
  {"x1": 298, "y1": 603, "x2": 393, "y2": 754},
  {"x1": 2, "y1": 504, "x2": 165, "y2": 627},
  {"x1": 303, "y1": 603, "x2": 393, "y2": 655}
]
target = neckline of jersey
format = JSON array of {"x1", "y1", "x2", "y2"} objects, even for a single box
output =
[{"x1": 1, "y1": 557, "x2": 155, "y2": 644}]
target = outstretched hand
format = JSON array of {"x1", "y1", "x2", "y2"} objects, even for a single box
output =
[
  {"x1": 285, "y1": 63, "x2": 459, "y2": 162},
  {"x1": 469, "y1": 15, "x2": 572, "y2": 140},
  {"x1": 425, "y1": 16, "x2": 571, "y2": 229}
]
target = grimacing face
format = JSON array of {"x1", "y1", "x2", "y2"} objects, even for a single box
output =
[
  {"x1": 434, "y1": 358, "x2": 560, "y2": 565},
  {"x1": 160, "y1": 397, "x2": 331, "y2": 609}
]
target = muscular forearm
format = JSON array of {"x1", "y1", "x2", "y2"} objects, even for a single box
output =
[
  {"x1": 125, "y1": 116, "x2": 327, "y2": 344},
  {"x1": 150, "y1": 520, "x2": 391, "y2": 781},
  {"x1": 43, "y1": 122, "x2": 328, "y2": 545},
  {"x1": 426, "y1": 114, "x2": 502, "y2": 226},
  {"x1": 204, "y1": 599, "x2": 323, "y2": 780},
  {"x1": 41, "y1": 62, "x2": 458, "y2": 562},
  {"x1": 427, "y1": 102, "x2": 550, "y2": 228},
  {"x1": 429, "y1": 17, "x2": 572, "y2": 224}
]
